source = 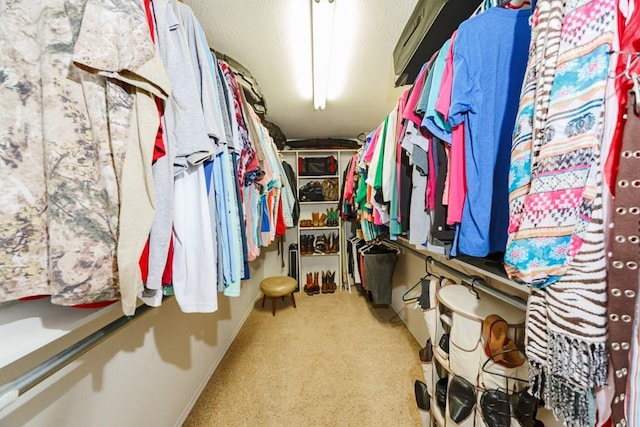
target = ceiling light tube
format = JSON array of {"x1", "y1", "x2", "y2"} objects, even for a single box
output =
[{"x1": 311, "y1": 0, "x2": 336, "y2": 110}]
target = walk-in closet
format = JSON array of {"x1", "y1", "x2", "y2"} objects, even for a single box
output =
[{"x1": 1, "y1": 0, "x2": 638, "y2": 426}]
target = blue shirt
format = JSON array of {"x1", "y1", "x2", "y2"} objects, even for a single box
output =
[
  {"x1": 449, "y1": 7, "x2": 531, "y2": 257},
  {"x1": 421, "y1": 39, "x2": 452, "y2": 143}
]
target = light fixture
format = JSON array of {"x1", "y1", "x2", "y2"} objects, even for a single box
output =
[{"x1": 311, "y1": 0, "x2": 336, "y2": 110}]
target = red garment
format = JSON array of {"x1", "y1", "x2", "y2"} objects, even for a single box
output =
[
  {"x1": 275, "y1": 195, "x2": 286, "y2": 237},
  {"x1": 604, "y1": 5, "x2": 640, "y2": 193}
]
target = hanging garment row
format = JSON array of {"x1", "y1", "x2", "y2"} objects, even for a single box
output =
[
  {"x1": 0, "y1": 0, "x2": 297, "y2": 316},
  {"x1": 338, "y1": 0, "x2": 640, "y2": 425}
]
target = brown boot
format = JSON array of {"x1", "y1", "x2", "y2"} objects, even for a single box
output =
[
  {"x1": 312, "y1": 212, "x2": 320, "y2": 227},
  {"x1": 321, "y1": 271, "x2": 329, "y2": 293},
  {"x1": 328, "y1": 271, "x2": 337, "y2": 293},
  {"x1": 313, "y1": 272, "x2": 320, "y2": 294},
  {"x1": 319, "y1": 212, "x2": 327, "y2": 226},
  {"x1": 304, "y1": 273, "x2": 314, "y2": 295},
  {"x1": 299, "y1": 235, "x2": 306, "y2": 255}
]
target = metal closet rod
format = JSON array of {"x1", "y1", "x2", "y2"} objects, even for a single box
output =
[
  {"x1": 382, "y1": 238, "x2": 527, "y2": 311},
  {"x1": 0, "y1": 303, "x2": 155, "y2": 411},
  {"x1": 425, "y1": 256, "x2": 528, "y2": 311}
]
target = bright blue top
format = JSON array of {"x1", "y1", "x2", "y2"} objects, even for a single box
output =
[{"x1": 449, "y1": 7, "x2": 531, "y2": 257}]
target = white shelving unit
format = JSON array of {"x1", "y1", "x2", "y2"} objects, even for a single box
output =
[{"x1": 282, "y1": 148, "x2": 357, "y2": 295}]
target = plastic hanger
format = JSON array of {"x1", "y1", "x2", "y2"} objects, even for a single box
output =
[
  {"x1": 402, "y1": 277, "x2": 426, "y2": 303},
  {"x1": 607, "y1": 51, "x2": 640, "y2": 80},
  {"x1": 480, "y1": 348, "x2": 529, "y2": 394}
]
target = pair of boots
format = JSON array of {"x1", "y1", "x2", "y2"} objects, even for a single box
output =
[
  {"x1": 326, "y1": 208, "x2": 339, "y2": 226},
  {"x1": 304, "y1": 272, "x2": 320, "y2": 295},
  {"x1": 327, "y1": 233, "x2": 339, "y2": 253},
  {"x1": 321, "y1": 271, "x2": 337, "y2": 293},
  {"x1": 303, "y1": 271, "x2": 337, "y2": 295},
  {"x1": 300, "y1": 235, "x2": 315, "y2": 255},
  {"x1": 311, "y1": 212, "x2": 327, "y2": 227},
  {"x1": 316, "y1": 233, "x2": 339, "y2": 254}
]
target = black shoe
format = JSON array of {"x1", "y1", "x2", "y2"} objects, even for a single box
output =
[
  {"x1": 481, "y1": 389, "x2": 511, "y2": 427},
  {"x1": 414, "y1": 380, "x2": 430, "y2": 411}
]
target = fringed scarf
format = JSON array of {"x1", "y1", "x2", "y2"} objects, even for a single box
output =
[{"x1": 505, "y1": 0, "x2": 615, "y2": 424}]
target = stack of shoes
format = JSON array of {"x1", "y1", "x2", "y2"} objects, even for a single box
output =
[
  {"x1": 301, "y1": 233, "x2": 339, "y2": 255},
  {"x1": 304, "y1": 272, "x2": 320, "y2": 296}
]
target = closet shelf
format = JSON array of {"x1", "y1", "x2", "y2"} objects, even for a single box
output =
[
  {"x1": 299, "y1": 226, "x2": 340, "y2": 230},
  {"x1": 298, "y1": 175, "x2": 339, "y2": 179},
  {"x1": 299, "y1": 201, "x2": 340, "y2": 205},
  {"x1": 300, "y1": 252, "x2": 340, "y2": 257}
]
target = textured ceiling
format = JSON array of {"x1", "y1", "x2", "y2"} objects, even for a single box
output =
[{"x1": 184, "y1": 0, "x2": 418, "y2": 140}]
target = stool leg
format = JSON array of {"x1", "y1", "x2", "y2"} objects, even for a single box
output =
[
  {"x1": 272, "y1": 297, "x2": 277, "y2": 316},
  {"x1": 261, "y1": 294, "x2": 266, "y2": 308},
  {"x1": 290, "y1": 292, "x2": 297, "y2": 308}
]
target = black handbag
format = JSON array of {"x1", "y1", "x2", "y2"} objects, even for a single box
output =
[
  {"x1": 298, "y1": 181, "x2": 325, "y2": 201},
  {"x1": 298, "y1": 156, "x2": 337, "y2": 176}
]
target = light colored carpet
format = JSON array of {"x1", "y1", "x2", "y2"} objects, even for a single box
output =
[{"x1": 183, "y1": 288, "x2": 423, "y2": 427}]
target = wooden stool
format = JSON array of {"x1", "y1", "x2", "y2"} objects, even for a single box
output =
[{"x1": 260, "y1": 276, "x2": 297, "y2": 316}]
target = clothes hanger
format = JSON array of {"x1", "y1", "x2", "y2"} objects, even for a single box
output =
[
  {"x1": 403, "y1": 260, "x2": 444, "y2": 303},
  {"x1": 480, "y1": 348, "x2": 529, "y2": 390},
  {"x1": 402, "y1": 277, "x2": 426, "y2": 303},
  {"x1": 607, "y1": 51, "x2": 640, "y2": 80}
]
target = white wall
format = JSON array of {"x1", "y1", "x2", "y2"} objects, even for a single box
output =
[
  {"x1": 390, "y1": 247, "x2": 430, "y2": 346},
  {"x1": 0, "y1": 251, "x2": 275, "y2": 427}
]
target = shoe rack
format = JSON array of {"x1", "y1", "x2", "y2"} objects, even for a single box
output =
[{"x1": 281, "y1": 148, "x2": 357, "y2": 296}]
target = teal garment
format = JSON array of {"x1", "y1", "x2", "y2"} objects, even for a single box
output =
[
  {"x1": 415, "y1": 63, "x2": 435, "y2": 116},
  {"x1": 389, "y1": 157, "x2": 402, "y2": 239},
  {"x1": 198, "y1": 30, "x2": 243, "y2": 297},
  {"x1": 421, "y1": 39, "x2": 452, "y2": 143},
  {"x1": 373, "y1": 117, "x2": 389, "y2": 192}
]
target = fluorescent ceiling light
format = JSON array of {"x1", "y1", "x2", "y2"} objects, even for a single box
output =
[{"x1": 311, "y1": 0, "x2": 336, "y2": 110}]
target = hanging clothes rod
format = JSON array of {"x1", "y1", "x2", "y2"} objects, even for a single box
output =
[
  {"x1": 425, "y1": 256, "x2": 528, "y2": 311},
  {"x1": 0, "y1": 303, "x2": 154, "y2": 411},
  {"x1": 383, "y1": 238, "x2": 527, "y2": 311}
]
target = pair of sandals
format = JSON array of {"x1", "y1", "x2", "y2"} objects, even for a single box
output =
[{"x1": 482, "y1": 314, "x2": 525, "y2": 368}]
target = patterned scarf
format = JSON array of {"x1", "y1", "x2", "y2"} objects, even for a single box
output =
[{"x1": 505, "y1": 0, "x2": 615, "y2": 424}]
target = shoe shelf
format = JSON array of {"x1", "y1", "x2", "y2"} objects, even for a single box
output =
[
  {"x1": 300, "y1": 252, "x2": 340, "y2": 257},
  {"x1": 299, "y1": 201, "x2": 339, "y2": 205},
  {"x1": 281, "y1": 147, "x2": 359, "y2": 295},
  {"x1": 298, "y1": 175, "x2": 338, "y2": 179}
]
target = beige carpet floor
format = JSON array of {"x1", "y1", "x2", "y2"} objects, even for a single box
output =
[{"x1": 183, "y1": 288, "x2": 423, "y2": 427}]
